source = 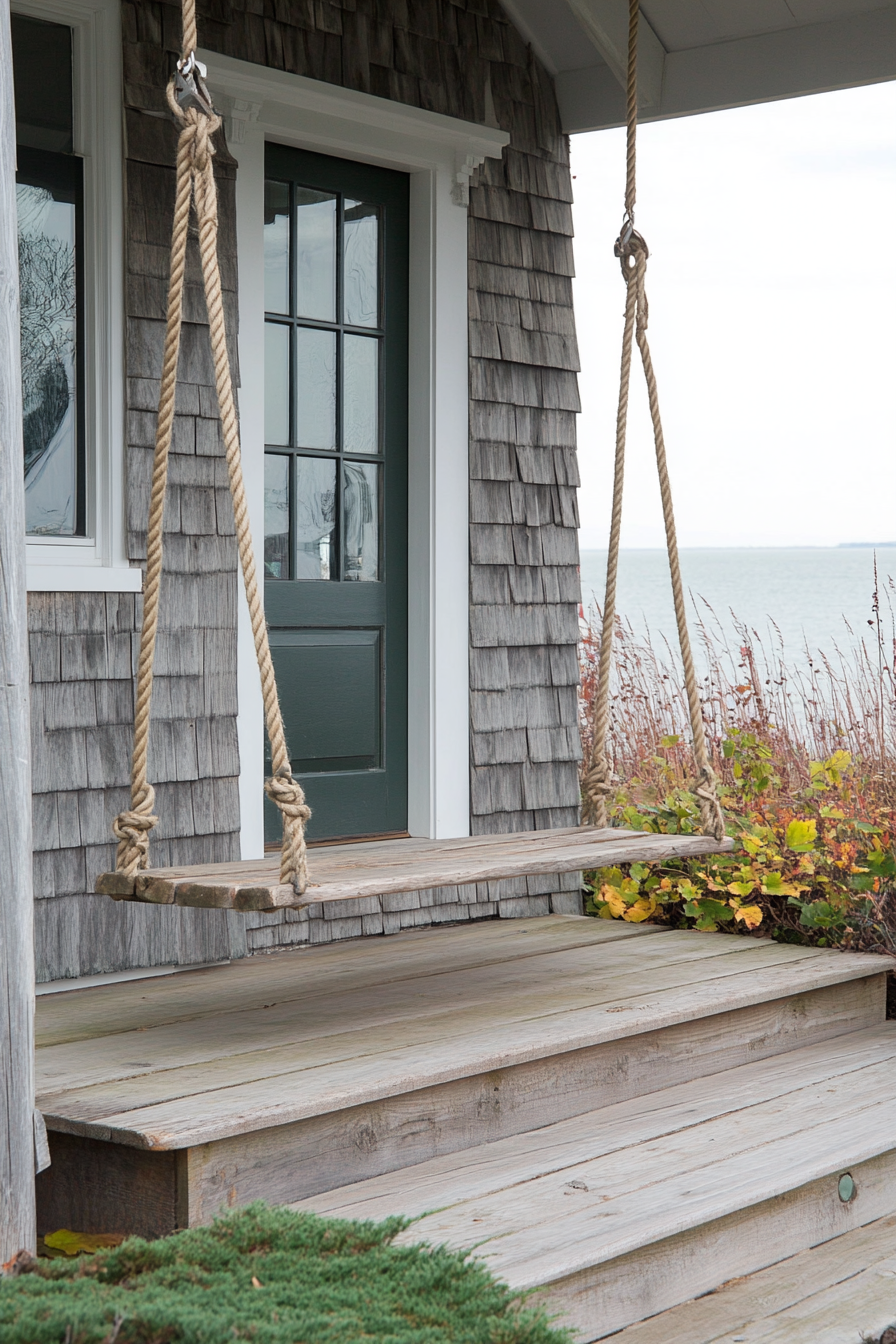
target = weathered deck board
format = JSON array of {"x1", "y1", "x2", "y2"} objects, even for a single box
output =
[
  {"x1": 96, "y1": 826, "x2": 733, "y2": 909},
  {"x1": 35, "y1": 918, "x2": 888, "y2": 1150},
  {"x1": 294, "y1": 1024, "x2": 896, "y2": 1340},
  {"x1": 35, "y1": 916, "x2": 658, "y2": 1048},
  {"x1": 36, "y1": 938, "x2": 829, "y2": 1116},
  {"x1": 34, "y1": 918, "x2": 891, "y2": 1257},
  {"x1": 610, "y1": 1213, "x2": 896, "y2": 1343}
]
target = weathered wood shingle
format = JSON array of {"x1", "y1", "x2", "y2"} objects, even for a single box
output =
[{"x1": 30, "y1": 0, "x2": 584, "y2": 980}]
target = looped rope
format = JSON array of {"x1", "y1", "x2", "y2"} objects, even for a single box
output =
[
  {"x1": 113, "y1": 0, "x2": 311, "y2": 889},
  {"x1": 583, "y1": 0, "x2": 726, "y2": 845}
]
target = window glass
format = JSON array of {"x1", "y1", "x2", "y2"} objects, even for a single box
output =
[
  {"x1": 264, "y1": 323, "x2": 290, "y2": 446},
  {"x1": 263, "y1": 174, "x2": 385, "y2": 583},
  {"x1": 264, "y1": 453, "x2": 290, "y2": 580},
  {"x1": 295, "y1": 457, "x2": 337, "y2": 581},
  {"x1": 343, "y1": 462, "x2": 378, "y2": 582},
  {"x1": 11, "y1": 15, "x2": 73, "y2": 152},
  {"x1": 295, "y1": 188, "x2": 336, "y2": 322},
  {"x1": 13, "y1": 18, "x2": 83, "y2": 538},
  {"x1": 295, "y1": 328, "x2": 336, "y2": 451},
  {"x1": 343, "y1": 201, "x2": 379, "y2": 327},
  {"x1": 264, "y1": 179, "x2": 290, "y2": 315},
  {"x1": 343, "y1": 334, "x2": 378, "y2": 454}
]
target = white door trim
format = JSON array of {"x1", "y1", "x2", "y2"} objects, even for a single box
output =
[{"x1": 203, "y1": 53, "x2": 508, "y2": 855}]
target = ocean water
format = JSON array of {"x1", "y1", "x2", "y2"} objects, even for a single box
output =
[{"x1": 578, "y1": 547, "x2": 896, "y2": 666}]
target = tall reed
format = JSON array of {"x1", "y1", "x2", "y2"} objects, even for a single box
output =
[{"x1": 579, "y1": 569, "x2": 896, "y2": 808}]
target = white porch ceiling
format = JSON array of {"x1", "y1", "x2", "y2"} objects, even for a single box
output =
[{"x1": 501, "y1": 0, "x2": 896, "y2": 132}]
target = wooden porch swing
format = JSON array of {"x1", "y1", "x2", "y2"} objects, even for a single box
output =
[{"x1": 97, "y1": 0, "x2": 732, "y2": 914}]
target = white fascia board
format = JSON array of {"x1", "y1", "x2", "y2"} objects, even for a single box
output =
[
  {"x1": 563, "y1": 0, "x2": 665, "y2": 110},
  {"x1": 558, "y1": 5, "x2": 896, "y2": 133},
  {"x1": 216, "y1": 58, "x2": 507, "y2": 857}
]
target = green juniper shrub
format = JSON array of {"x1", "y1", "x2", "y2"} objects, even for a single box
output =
[{"x1": 0, "y1": 1203, "x2": 571, "y2": 1344}]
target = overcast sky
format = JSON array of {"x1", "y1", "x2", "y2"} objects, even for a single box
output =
[{"x1": 571, "y1": 80, "x2": 896, "y2": 551}]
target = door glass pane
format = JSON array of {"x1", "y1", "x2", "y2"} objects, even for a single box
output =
[
  {"x1": 343, "y1": 334, "x2": 379, "y2": 455},
  {"x1": 295, "y1": 327, "x2": 336, "y2": 450},
  {"x1": 343, "y1": 462, "x2": 378, "y2": 582},
  {"x1": 264, "y1": 322, "x2": 289, "y2": 445},
  {"x1": 18, "y1": 181, "x2": 77, "y2": 536},
  {"x1": 295, "y1": 456, "x2": 337, "y2": 580},
  {"x1": 264, "y1": 453, "x2": 290, "y2": 580},
  {"x1": 296, "y1": 188, "x2": 336, "y2": 322},
  {"x1": 343, "y1": 200, "x2": 378, "y2": 327},
  {"x1": 264, "y1": 179, "x2": 290, "y2": 315}
]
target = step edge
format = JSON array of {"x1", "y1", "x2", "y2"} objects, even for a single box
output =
[
  {"x1": 495, "y1": 1123, "x2": 896, "y2": 1290},
  {"x1": 38, "y1": 966, "x2": 890, "y2": 1149}
]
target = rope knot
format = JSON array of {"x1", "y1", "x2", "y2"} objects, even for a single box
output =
[
  {"x1": 265, "y1": 774, "x2": 311, "y2": 894},
  {"x1": 264, "y1": 773, "x2": 312, "y2": 827},
  {"x1": 112, "y1": 788, "x2": 159, "y2": 875},
  {"x1": 581, "y1": 759, "x2": 615, "y2": 828},
  {"x1": 692, "y1": 764, "x2": 727, "y2": 844}
]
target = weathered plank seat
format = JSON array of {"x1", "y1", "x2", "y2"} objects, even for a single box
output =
[{"x1": 96, "y1": 825, "x2": 733, "y2": 910}]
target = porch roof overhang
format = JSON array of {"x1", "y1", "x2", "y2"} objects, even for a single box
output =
[{"x1": 501, "y1": 0, "x2": 896, "y2": 132}]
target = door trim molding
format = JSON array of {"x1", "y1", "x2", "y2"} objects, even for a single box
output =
[{"x1": 206, "y1": 53, "x2": 508, "y2": 854}]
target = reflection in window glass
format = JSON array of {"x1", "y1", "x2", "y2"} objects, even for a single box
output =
[
  {"x1": 343, "y1": 462, "x2": 378, "y2": 581},
  {"x1": 343, "y1": 335, "x2": 378, "y2": 454},
  {"x1": 264, "y1": 322, "x2": 290, "y2": 445},
  {"x1": 264, "y1": 179, "x2": 290, "y2": 314},
  {"x1": 18, "y1": 181, "x2": 77, "y2": 536},
  {"x1": 295, "y1": 456, "x2": 337, "y2": 580},
  {"x1": 296, "y1": 188, "x2": 336, "y2": 322},
  {"x1": 295, "y1": 327, "x2": 336, "y2": 450},
  {"x1": 343, "y1": 200, "x2": 378, "y2": 327},
  {"x1": 264, "y1": 453, "x2": 289, "y2": 580}
]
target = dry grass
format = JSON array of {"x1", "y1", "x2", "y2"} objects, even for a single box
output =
[
  {"x1": 579, "y1": 564, "x2": 896, "y2": 810},
  {"x1": 578, "y1": 563, "x2": 896, "y2": 970}
]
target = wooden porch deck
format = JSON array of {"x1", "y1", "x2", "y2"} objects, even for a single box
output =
[{"x1": 34, "y1": 914, "x2": 896, "y2": 1340}]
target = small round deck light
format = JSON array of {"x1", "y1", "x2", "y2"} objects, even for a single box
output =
[{"x1": 838, "y1": 1173, "x2": 857, "y2": 1203}]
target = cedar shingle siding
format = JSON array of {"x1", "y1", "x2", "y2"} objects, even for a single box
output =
[{"x1": 29, "y1": 0, "x2": 582, "y2": 980}]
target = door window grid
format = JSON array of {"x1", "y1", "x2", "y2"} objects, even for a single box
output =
[{"x1": 264, "y1": 178, "x2": 383, "y2": 583}]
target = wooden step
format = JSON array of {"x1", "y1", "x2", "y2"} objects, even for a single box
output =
[
  {"x1": 34, "y1": 916, "x2": 889, "y2": 1240},
  {"x1": 95, "y1": 825, "x2": 733, "y2": 910},
  {"x1": 296, "y1": 1024, "x2": 896, "y2": 1342},
  {"x1": 610, "y1": 1213, "x2": 896, "y2": 1344}
]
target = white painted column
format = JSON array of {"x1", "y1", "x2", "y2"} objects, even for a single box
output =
[
  {"x1": 406, "y1": 167, "x2": 471, "y2": 838},
  {"x1": 233, "y1": 123, "x2": 266, "y2": 860}
]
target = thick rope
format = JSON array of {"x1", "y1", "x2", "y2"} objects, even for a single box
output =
[
  {"x1": 583, "y1": 0, "x2": 725, "y2": 843},
  {"x1": 113, "y1": 0, "x2": 311, "y2": 890}
]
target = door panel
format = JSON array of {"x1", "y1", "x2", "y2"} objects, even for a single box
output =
[
  {"x1": 271, "y1": 630, "x2": 381, "y2": 772},
  {"x1": 263, "y1": 145, "x2": 409, "y2": 842}
]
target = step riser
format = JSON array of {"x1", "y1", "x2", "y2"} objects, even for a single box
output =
[
  {"x1": 182, "y1": 975, "x2": 885, "y2": 1225},
  {"x1": 538, "y1": 1146, "x2": 896, "y2": 1342}
]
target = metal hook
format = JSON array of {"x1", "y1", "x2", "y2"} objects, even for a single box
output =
[{"x1": 174, "y1": 51, "x2": 215, "y2": 116}]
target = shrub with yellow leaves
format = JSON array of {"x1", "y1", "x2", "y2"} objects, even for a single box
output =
[{"x1": 579, "y1": 598, "x2": 896, "y2": 961}]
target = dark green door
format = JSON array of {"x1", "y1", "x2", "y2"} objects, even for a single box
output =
[{"x1": 262, "y1": 145, "x2": 409, "y2": 842}]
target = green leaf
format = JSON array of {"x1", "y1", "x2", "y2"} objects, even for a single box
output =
[{"x1": 785, "y1": 819, "x2": 817, "y2": 853}]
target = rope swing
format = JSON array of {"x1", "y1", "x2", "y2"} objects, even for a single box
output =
[
  {"x1": 111, "y1": 0, "x2": 312, "y2": 894},
  {"x1": 582, "y1": 0, "x2": 726, "y2": 844}
]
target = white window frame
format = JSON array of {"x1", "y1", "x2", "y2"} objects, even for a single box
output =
[
  {"x1": 200, "y1": 54, "x2": 507, "y2": 851},
  {"x1": 16, "y1": 0, "x2": 139, "y2": 593}
]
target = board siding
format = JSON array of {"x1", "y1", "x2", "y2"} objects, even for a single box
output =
[{"x1": 30, "y1": 0, "x2": 582, "y2": 979}]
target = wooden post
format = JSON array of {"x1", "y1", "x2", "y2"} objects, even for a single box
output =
[{"x1": 0, "y1": 0, "x2": 37, "y2": 1260}]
